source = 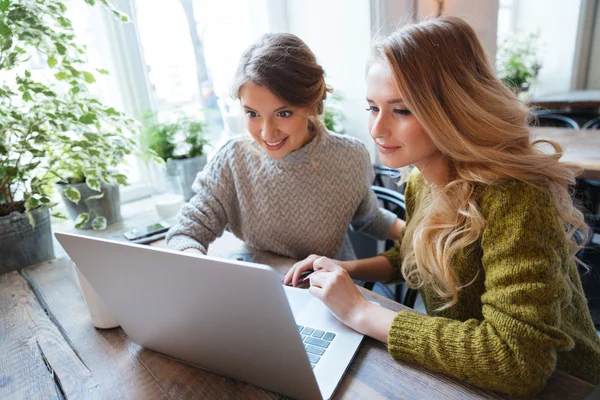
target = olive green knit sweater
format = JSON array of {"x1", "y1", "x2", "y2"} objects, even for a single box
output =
[{"x1": 382, "y1": 171, "x2": 600, "y2": 397}]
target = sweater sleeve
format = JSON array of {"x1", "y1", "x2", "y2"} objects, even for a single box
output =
[
  {"x1": 386, "y1": 180, "x2": 575, "y2": 397},
  {"x1": 348, "y1": 146, "x2": 396, "y2": 240},
  {"x1": 166, "y1": 145, "x2": 235, "y2": 253}
]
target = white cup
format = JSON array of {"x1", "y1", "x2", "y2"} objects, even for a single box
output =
[{"x1": 67, "y1": 260, "x2": 119, "y2": 329}]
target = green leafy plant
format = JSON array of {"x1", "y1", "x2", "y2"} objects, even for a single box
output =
[
  {"x1": 496, "y1": 32, "x2": 542, "y2": 92},
  {"x1": 0, "y1": 0, "x2": 144, "y2": 229},
  {"x1": 323, "y1": 93, "x2": 345, "y2": 134},
  {"x1": 141, "y1": 115, "x2": 208, "y2": 162}
]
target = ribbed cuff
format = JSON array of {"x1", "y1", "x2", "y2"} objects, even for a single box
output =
[
  {"x1": 166, "y1": 235, "x2": 207, "y2": 253},
  {"x1": 379, "y1": 246, "x2": 403, "y2": 283},
  {"x1": 387, "y1": 311, "x2": 429, "y2": 362}
]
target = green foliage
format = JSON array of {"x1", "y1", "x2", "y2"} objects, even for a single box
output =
[
  {"x1": 496, "y1": 32, "x2": 542, "y2": 92},
  {"x1": 141, "y1": 114, "x2": 208, "y2": 162},
  {"x1": 0, "y1": 0, "x2": 145, "y2": 228},
  {"x1": 322, "y1": 93, "x2": 345, "y2": 134}
]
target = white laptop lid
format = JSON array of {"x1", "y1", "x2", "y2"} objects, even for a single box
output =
[{"x1": 55, "y1": 232, "x2": 323, "y2": 400}]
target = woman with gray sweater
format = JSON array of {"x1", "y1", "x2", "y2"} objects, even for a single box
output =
[{"x1": 166, "y1": 33, "x2": 403, "y2": 261}]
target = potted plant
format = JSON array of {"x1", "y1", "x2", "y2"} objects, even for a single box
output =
[
  {"x1": 0, "y1": 0, "x2": 135, "y2": 272},
  {"x1": 496, "y1": 32, "x2": 542, "y2": 95},
  {"x1": 52, "y1": 123, "x2": 138, "y2": 230},
  {"x1": 142, "y1": 115, "x2": 209, "y2": 201}
]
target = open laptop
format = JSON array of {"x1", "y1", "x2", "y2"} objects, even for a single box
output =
[{"x1": 55, "y1": 232, "x2": 364, "y2": 400}]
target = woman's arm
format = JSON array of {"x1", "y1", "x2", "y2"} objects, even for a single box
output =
[
  {"x1": 317, "y1": 182, "x2": 577, "y2": 398},
  {"x1": 283, "y1": 254, "x2": 394, "y2": 287},
  {"x1": 166, "y1": 147, "x2": 234, "y2": 253},
  {"x1": 387, "y1": 218, "x2": 406, "y2": 240},
  {"x1": 340, "y1": 255, "x2": 395, "y2": 282}
]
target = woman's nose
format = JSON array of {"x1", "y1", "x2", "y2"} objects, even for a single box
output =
[
  {"x1": 261, "y1": 119, "x2": 278, "y2": 141},
  {"x1": 370, "y1": 113, "x2": 389, "y2": 139}
]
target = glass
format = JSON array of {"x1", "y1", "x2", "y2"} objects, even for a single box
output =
[{"x1": 151, "y1": 164, "x2": 186, "y2": 219}]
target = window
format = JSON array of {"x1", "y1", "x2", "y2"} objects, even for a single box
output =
[{"x1": 64, "y1": 0, "x2": 277, "y2": 202}]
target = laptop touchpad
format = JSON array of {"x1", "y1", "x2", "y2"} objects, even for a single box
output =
[{"x1": 283, "y1": 286, "x2": 313, "y2": 317}]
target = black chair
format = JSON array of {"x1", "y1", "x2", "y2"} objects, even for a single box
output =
[
  {"x1": 532, "y1": 111, "x2": 580, "y2": 129},
  {"x1": 583, "y1": 116, "x2": 600, "y2": 130},
  {"x1": 373, "y1": 164, "x2": 406, "y2": 192},
  {"x1": 349, "y1": 185, "x2": 419, "y2": 308}
]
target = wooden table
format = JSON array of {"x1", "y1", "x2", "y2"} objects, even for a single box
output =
[
  {"x1": 532, "y1": 127, "x2": 600, "y2": 180},
  {"x1": 528, "y1": 90, "x2": 600, "y2": 110},
  {"x1": 0, "y1": 202, "x2": 595, "y2": 399}
]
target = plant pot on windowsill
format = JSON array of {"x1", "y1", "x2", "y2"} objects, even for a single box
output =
[
  {"x1": 57, "y1": 181, "x2": 122, "y2": 230},
  {"x1": 167, "y1": 155, "x2": 207, "y2": 202},
  {"x1": 0, "y1": 203, "x2": 55, "y2": 274}
]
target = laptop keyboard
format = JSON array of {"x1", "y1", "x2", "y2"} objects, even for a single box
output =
[{"x1": 297, "y1": 325, "x2": 336, "y2": 369}]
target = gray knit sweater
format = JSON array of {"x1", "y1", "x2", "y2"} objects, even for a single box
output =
[{"x1": 166, "y1": 129, "x2": 396, "y2": 260}]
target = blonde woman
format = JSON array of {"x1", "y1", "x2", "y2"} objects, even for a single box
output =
[
  {"x1": 284, "y1": 17, "x2": 600, "y2": 396},
  {"x1": 167, "y1": 33, "x2": 403, "y2": 261}
]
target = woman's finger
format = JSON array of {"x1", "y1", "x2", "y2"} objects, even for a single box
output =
[
  {"x1": 308, "y1": 270, "x2": 331, "y2": 289},
  {"x1": 284, "y1": 255, "x2": 318, "y2": 286},
  {"x1": 308, "y1": 284, "x2": 324, "y2": 299},
  {"x1": 283, "y1": 262, "x2": 302, "y2": 285},
  {"x1": 313, "y1": 256, "x2": 341, "y2": 273}
]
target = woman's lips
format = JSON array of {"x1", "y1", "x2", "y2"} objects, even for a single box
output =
[
  {"x1": 376, "y1": 143, "x2": 402, "y2": 154},
  {"x1": 264, "y1": 137, "x2": 288, "y2": 151}
]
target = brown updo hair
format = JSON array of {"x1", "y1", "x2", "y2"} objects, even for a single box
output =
[{"x1": 231, "y1": 33, "x2": 331, "y2": 129}]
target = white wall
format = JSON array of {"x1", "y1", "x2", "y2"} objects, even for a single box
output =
[
  {"x1": 286, "y1": 0, "x2": 376, "y2": 157},
  {"x1": 513, "y1": 0, "x2": 582, "y2": 95},
  {"x1": 586, "y1": 1, "x2": 600, "y2": 89},
  {"x1": 417, "y1": 0, "x2": 499, "y2": 63}
]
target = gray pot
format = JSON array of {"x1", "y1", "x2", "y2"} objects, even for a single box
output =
[
  {"x1": 0, "y1": 207, "x2": 55, "y2": 274},
  {"x1": 168, "y1": 155, "x2": 207, "y2": 201},
  {"x1": 58, "y1": 182, "x2": 122, "y2": 229}
]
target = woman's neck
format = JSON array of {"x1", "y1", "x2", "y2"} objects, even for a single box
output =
[{"x1": 414, "y1": 151, "x2": 450, "y2": 189}]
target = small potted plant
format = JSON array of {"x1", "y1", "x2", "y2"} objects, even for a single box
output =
[
  {"x1": 496, "y1": 32, "x2": 542, "y2": 95},
  {"x1": 52, "y1": 121, "x2": 139, "y2": 230},
  {"x1": 142, "y1": 115, "x2": 209, "y2": 201},
  {"x1": 0, "y1": 0, "x2": 135, "y2": 272}
]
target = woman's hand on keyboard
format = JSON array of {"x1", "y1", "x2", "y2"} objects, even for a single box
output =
[{"x1": 283, "y1": 254, "x2": 322, "y2": 287}]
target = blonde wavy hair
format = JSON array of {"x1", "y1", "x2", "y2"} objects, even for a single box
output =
[{"x1": 371, "y1": 16, "x2": 589, "y2": 309}]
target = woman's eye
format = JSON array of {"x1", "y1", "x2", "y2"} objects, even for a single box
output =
[
  {"x1": 394, "y1": 108, "x2": 411, "y2": 116},
  {"x1": 366, "y1": 105, "x2": 379, "y2": 113},
  {"x1": 246, "y1": 111, "x2": 258, "y2": 118},
  {"x1": 277, "y1": 110, "x2": 292, "y2": 118}
]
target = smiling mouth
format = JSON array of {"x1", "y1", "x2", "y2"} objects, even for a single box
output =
[
  {"x1": 376, "y1": 143, "x2": 402, "y2": 154},
  {"x1": 264, "y1": 137, "x2": 288, "y2": 151}
]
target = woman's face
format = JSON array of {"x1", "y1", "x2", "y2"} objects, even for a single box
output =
[
  {"x1": 239, "y1": 82, "x2": 314, "y2": 159},
  {"x1": 366, "y1": 62, "x2": 439, "y2": 170}
]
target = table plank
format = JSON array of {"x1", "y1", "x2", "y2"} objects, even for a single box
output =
[
  {"x1": 531, "y1": 127, "x2": 600, "y2": 180},
  {"x1": 43, "y1": 229, "x2": 594, "y2": 399},
  {"x1": 528, "y1": 90, "x2": 600, "y2": 110},
  {"x1": 157, "y1": 231, "x2": 594, "y2": 399},
  {"x1": 0, "y1": 269, "x2": 101, "y2": 400},
  {"x1": 20, "y1": 258, "x2": 283, "y2": 400}
]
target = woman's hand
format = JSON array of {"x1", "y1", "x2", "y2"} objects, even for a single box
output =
[
  {"x1": 308, "y1": 256, "x2": 399, "y2": 343},
  {"x1": 306, "y1": 257, "x2": 371, "y2": 328},
  {"x1": 283, "y1": 254, "x2": 323, "y2": 287}
]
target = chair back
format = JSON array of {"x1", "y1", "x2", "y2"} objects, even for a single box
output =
[
  {"x1": 533, "y1": 112, "x2": 579, "y2": 129},
  {"x1": 583, "y1": 116, "x2": 600, "y2": 130},
  {"x1": 349, "y1": 185, "x2": 419, "y2": 307}
]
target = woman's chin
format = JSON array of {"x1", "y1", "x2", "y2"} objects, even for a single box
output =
[{"x1": 379, "y1": 154, "x2": 408, "y2": 169}]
